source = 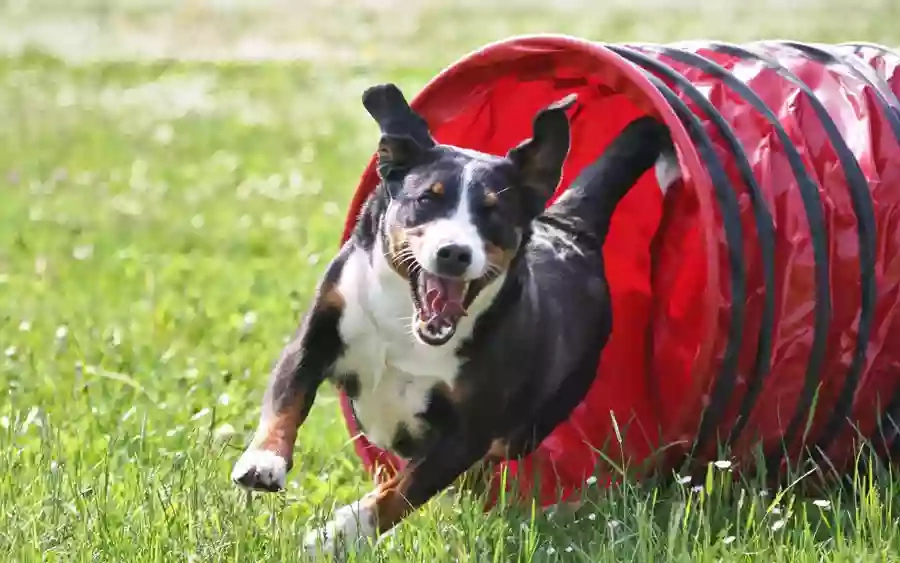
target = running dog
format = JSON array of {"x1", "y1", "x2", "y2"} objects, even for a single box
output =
[{"x1": 231, "y1": 83, "x2": 680, "y2": 556}]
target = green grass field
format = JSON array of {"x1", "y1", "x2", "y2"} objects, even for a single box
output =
[{"x1": 3, "y1": 1, "x2": 900, "y2": 561}]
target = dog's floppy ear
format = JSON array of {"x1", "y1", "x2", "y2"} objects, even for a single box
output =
[
  {"x1": 507, "y1": 93, "x2": 576, "y2": 203},
  {"x1": 362, "y1": 83, "x2": 436, "y2": 179}
]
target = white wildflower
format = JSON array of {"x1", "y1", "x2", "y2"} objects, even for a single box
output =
[
  {"x1": 72, "y1": 245, "x2": 94, "y2": 260},
  {"x1": 213, "y1": 423, "x2": 235, "y2": 442}
]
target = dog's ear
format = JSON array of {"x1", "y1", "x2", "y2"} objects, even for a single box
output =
[
  {"x1": 374, "y1": 134, "x2": 422, "y2": 178},
  {"x1": 507, "y1": 94, "x2": 576, "y2": 203},
  {"x1": 362, "y1": 83, "x2": 435, "y2": 178}
]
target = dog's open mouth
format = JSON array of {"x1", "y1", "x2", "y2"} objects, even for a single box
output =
[{"x1": 409, "y1": 269, "x2": 469, "y2": 346}]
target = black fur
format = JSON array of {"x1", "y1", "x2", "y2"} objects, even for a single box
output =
[
  {"x1": 350, "y1": 103, "x2": 672, "y2": 507},
  {"x1": 348, "y1": 108, "x2": 674, "y2": 508},
  {"x1": 235, "y1": 83, "x2": 676, "y2": 539}
]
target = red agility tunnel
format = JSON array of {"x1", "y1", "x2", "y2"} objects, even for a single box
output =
[{"x1": 337, "y1": 35, "x2": 900, "y2": 506}]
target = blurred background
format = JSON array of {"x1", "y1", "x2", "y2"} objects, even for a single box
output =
[
  {"x1": 1, "y1": 1, "x2": 899, "y2": 560},
  {"x1": 2, "y1": 0, "x2": 898, "y2": 63}
]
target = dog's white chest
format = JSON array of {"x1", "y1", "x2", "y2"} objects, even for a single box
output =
[
  {"x1": 334, "y1": 329, "x2": 460, "y2": 450},
  {"x1": 332, "y1": 248, "x2": 464, "y2": 450}
]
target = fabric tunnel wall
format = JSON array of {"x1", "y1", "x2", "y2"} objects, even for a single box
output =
[{"x1": 336, "y1": 35, "x2": 900, "y2": 507}]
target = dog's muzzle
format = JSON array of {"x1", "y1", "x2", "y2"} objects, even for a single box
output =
[{"x1": 410, "y1": 269, "x2": 469, "y2": 346}]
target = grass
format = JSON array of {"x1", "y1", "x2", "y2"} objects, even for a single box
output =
[{"x1": 2, "y1": 0, "x2": 900, "y2": 560}]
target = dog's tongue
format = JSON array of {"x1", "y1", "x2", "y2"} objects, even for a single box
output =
[{"x1": 423, "y1": 273, "x2": 467, "y2": 322}]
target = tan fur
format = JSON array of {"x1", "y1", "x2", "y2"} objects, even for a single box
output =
[
  {"x1": 484, "y1": 229, "x2": 520, "y2": 271},
  {"x1": 251, "y1": 404, "x2": 305, "y2": 460},
  {"x1": 364, "y1": 470, "x2": 414, "y2": 534},
  {"x1": 318, "y1": 282, "x2": 345, "y2": 311},
  {"x1": 386, "y1": 227, "x2": 413, "y2": 279}
]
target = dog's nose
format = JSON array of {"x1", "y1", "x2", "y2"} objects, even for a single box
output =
[{"x1": 435, "y1": 244, "x2": 472, "y2": 277}]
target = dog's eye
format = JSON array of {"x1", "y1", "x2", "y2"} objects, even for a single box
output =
[{"x1": 416, "y1": 183, "x2": 443, "y2": 203}]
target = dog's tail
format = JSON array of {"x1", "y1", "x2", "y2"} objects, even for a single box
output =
[{"x1": 545, "y1": 116, "x2": 679, "y2": 245}]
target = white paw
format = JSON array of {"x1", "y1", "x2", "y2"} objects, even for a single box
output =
[
  {"x1": 302, "y1": 499, "x2": 377, "y2": 558},
  {"x1": 231, "y1": 449, "x2": 287, "y2": 492}
]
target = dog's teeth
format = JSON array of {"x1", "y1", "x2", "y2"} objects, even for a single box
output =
[{"x1": 461, "y1": 283, "x2": 470, "y2": 316}]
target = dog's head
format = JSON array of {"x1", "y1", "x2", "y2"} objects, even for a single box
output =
[{"x1": 359, "y1": 83, "x2": 575, "y2": 346}]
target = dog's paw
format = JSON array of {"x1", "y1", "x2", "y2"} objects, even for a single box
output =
[
  {"x1": 231, "y1": 449, "x2": 287, "y2": 492},
  {"x1": 302, "y1": 500, "x2": 377, "y2": 559}
]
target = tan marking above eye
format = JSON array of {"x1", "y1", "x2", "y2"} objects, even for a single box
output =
[
  {"x1": 431, "y1": 182, "x2": 444, "y2": 195},
  {"x1": 483, "y1": 191, "x2": 498, "y2": 207}
]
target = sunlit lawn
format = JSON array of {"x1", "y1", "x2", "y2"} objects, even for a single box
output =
[{"x1": 2, "y1": 0, "x2": 900, "y2": 560}]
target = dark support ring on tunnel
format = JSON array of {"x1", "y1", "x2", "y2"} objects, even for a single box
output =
[
  {"x1": 783, "y1": 41, "x2": 900, "y2": 141},
  {"x1": 606, "y1": 45, "x2": 758, "y2": 463},
  {"x1": 599, "y1": 61, "x2": 745, "y2": 468},
  {"x1": 834, "y1": 41, "x2": 900, "y2": 461},
  {"x1": 839, "y1": 43, "x2": 900, "y2": 126},
  {"x1": 709, "y1": 41, "x2": 875, "y2": 477},
  {"x1": 816, "y1": 43, "x2": 900, "y2": 137},
  {"x1": 640, "y1": 46, "x2": 823, "y2": 456},
  {"x1": 771, "y1": 40, "x2": 892, "y2": 465},
  {"x1": 841, "y1": 41, "x2": 900, "y2": 59},
  {"x1": 639, "y1": 80, "x2": 745, "y2": 467}
]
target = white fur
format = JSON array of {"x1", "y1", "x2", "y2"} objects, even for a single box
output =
[
  {"x1": 302, "y1": 496, "x2": 378, "y2": 557},
  {"x1": 300, "y1": 154, "x2": 510, "y2": 550},
  {"x1": 411, "y1": 159, "x2": 489, "y2": 280},
  {"x1": 304, "y1": 239, "x2": 506, "y2": 552},
  {"x1": 230, "y1": 449, "x2": 287, "y2": 489},
  {"x1": 333, "y1": 238, "x2": 503, "y2": 450},
  {"x1": 303, "y1": 236, "x2": 506, "y2": 554},
  {"x1": 655, "y1": 151, "x2": 681, "y2": 195},
  {"x1": 330, "y1": 156, "x2": 508, "y2": 451},
  {"x1": 530, "y1": 222, "x2": 585, "y2": 259}
]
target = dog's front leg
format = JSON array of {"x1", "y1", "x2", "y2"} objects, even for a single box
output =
[
  {"x1": 231, "y1": 252, "x2": 349, "y2": 492},
  {"x1": 303, "y1": 429, "x2": 491, "y2": 556}
]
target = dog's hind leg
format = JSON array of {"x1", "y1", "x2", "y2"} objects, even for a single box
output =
[
  {"x1": 450, "y1": 439, "x2": 509, "y2": 500},
  {"x1": 231, "y1": 247, "x2": 351, "y2": 492}
]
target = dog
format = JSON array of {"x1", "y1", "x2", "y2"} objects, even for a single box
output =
[{"x1": 231, "y1": 83, "x2": 680, "y2": 556}]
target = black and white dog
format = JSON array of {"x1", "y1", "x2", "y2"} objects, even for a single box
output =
[{"x1": 231, "y1": 83, "x2": 680, "y2": 556}]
